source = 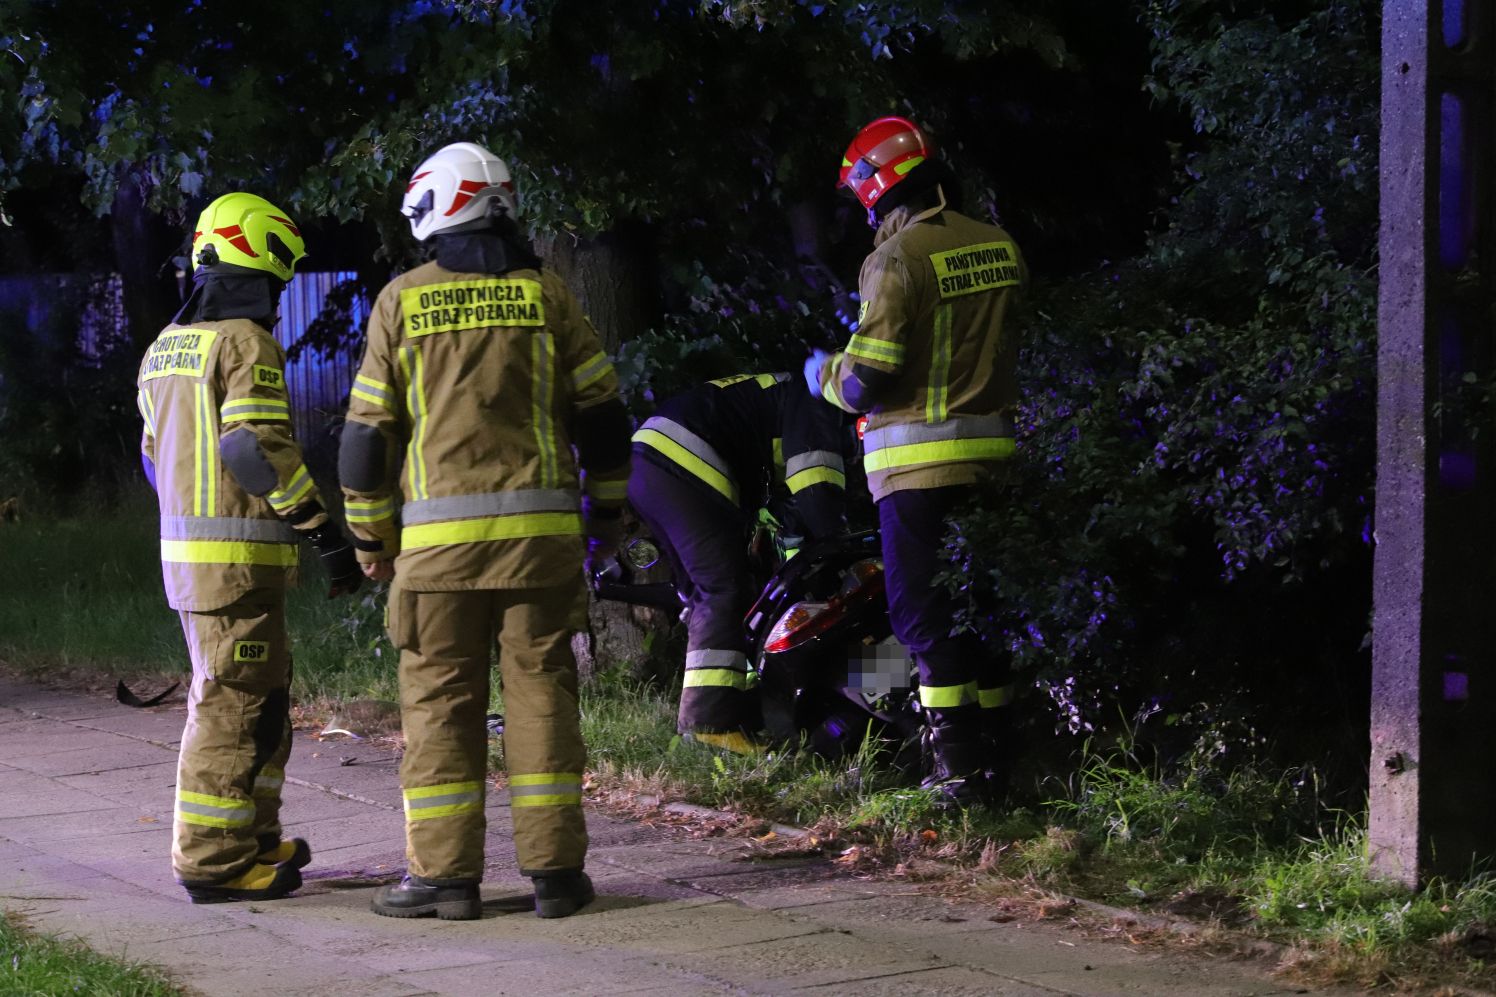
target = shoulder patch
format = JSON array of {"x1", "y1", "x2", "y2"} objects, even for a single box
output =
[{"x1": 253, "y1": 364, "x2": 284, "y2": 390}]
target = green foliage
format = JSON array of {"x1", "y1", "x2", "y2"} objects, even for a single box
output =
[
  {"x1": 614, "y1": 253, "x2": 844, "y2": 414},
  {"x1": 1046, "y1": 718, "x2": 1325, "y2": 862},
  {"x1": 0, "y1": 278, "x2": 139, "y2": 503},
  {"x1": 1, "y1": 1, "x2": 1063, "y2": 252},
  {"x1": 946, "y1": 0, "x2": 1380, "y2": 740},
  {"x1": 0, "y1": 911, "x2": 185, "y2": 997}
]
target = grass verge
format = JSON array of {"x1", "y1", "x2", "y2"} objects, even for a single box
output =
[
  {"x1": 0, "y1": 910, "x2": 186, "y2": 997},
  {"x1": 5, "y1": 508, "x2": 1495, "y2": 993}
]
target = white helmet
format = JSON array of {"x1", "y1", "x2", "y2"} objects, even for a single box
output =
[{"x1": 401, "y1": 141, "x2": 518, "y2": 242}]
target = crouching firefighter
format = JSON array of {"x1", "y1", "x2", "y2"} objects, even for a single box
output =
[
  {"x1": 136, "y1": 192, "x2": 363, "y2": 903},
  {"x1": 340, "y1": 142, "x2": 632, "y2": 920},
  {"x1": 629, "y1": 373, "x2": 850, "y2": 754},
  {"x1": 809, "y1": 116, "x2": 1024, "y2": 806}
]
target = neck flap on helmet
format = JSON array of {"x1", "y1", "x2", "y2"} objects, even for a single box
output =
[
  {"x1": 172, "y1": 269, "x2": 286, "y2": 331},
  {"x1": 429, "y1": 222, "x2": 541, "y2": 276}
]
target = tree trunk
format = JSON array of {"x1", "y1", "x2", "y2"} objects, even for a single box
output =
[
  {"x1": 540, "y1": 223, "x2": 672, "y2": 682},
  {"x1": 110, "y1": 179, "x2": 184, "y2": 346},
  {"x1": 535, "y1": 221, "x2": 657, "y2": 352}
]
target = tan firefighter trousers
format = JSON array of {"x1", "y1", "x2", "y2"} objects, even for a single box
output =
[
  {"x1": 387, "y1": 577, "x2": 589, "y2": 882},
  {"x1": 173, "y1": 589, "x2": 293, "y2": 885}
]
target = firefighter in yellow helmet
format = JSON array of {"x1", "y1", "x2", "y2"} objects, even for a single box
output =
[
  {"x1": 136, "y1": 192, "x2": 362, "y2": 903},
  {"x1": 809, "y1": 117, "x2": 1025, "y2": 806},
  {"x1": 341, "y1": 142, "x2": 632, "y2": 920}
]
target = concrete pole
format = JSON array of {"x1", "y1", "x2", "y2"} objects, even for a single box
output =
[{"x1": 1371, "y1": 0, "x2": 1495, "y2": 886}]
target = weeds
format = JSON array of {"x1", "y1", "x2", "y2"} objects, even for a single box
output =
[{"x1": 0, "y1": 911, "x2": 185, "y2": 996}]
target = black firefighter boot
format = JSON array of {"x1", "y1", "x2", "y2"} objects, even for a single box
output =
[
  {"x1": 981, "y1": 703, "x2": 1018, "y2": 807},
  {"x1": 919, "y1": 707, "x2": 994, "y2": 808},
  {"x1": 371, "y1": 873, "x2": 482, "y2": 920},
  {"x1": 532, "y1": 869, "x2": 595, "y2": 919}
]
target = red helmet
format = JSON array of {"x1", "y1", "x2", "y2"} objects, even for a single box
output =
[{"x1": 837, "y1": 116, "x2": 933, "y2": 212}]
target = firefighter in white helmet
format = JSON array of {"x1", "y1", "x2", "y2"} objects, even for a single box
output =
[
  {"x1": 341, "y1": 142, "x2": 631, "y2": 919},
  {"x1": 136, "y1": 192, "x2": 362, "y2": 903}
]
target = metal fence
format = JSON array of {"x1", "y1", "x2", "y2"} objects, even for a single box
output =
[{"x1": 272, "y1": 270, "x2": 367, "y2": 454}]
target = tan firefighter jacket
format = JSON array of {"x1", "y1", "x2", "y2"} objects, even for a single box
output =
[
  {"x1": 819, "y1": 199, "x2": 1025, "y2": 501},
  {"x1": 340, "y1": 261, "x2": 630, "y2": 590},
  {"x1": 136, "y1": 319, "x2": 324, "y2": 612}
]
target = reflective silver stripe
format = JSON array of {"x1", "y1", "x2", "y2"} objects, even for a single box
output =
[
  {"x1": 571, "y1": 351, "x2": 613, "y2": 392},
  {"x1": 532, "y1": 333, "x2": 558, "y2": 487},
  {"x1": 638, "y1": 417, "x2": 734, "y2": 480},
  {"x1": 402, "y1": 489, "x2": 581, "y2": 525},
  {"x1": 785, "y1": 450, "x2": 845, "y2": 477},
  {"x1": 862, "y1": 414, "x2": 1014, "y2": 454},
  {"x1": 685, "y1": 649, "x2": 749, "y2": 671},
  {"x1": 405, "y1": 789, "x2": 483, "y2": 813},
  {"x1": 510, "y1": 779, "x2": 582, "y2": 798},
  {"x1": 160, "y1": 516, "x2": 297, "y2": 543}
]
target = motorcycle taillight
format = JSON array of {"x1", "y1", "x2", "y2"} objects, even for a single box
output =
[
  {"x1": 764, "y1": 601, "x2": 832, "y2": 653},
  {"x1": 762, "y1": 558, "x2": 885, "y2": 653}
]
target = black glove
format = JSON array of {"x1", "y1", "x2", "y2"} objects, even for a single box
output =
[{"x1": 302, "y1": 524, "x2": 362, "y2": 598}]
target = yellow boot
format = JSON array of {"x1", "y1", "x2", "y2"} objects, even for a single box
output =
[
  {"x1": 256, "y1": 837, "x2": 312, "y2": 870},
  {"x1": 688, "y1": 731, "x2": 764, "y2": 756},
  {"x1": 183, "y1": 861, "x2": 301, "y2": 904}
]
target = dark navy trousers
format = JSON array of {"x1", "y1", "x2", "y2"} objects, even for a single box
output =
[{"x1": 627, "y1": 457, "x2": 759, "y2": 733}]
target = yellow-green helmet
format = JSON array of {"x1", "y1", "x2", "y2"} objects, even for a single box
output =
[{"x1": 190, "y1": 192, "x2": 306, "y2": 282}]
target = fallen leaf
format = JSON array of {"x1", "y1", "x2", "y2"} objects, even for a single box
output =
[{"x1": 920, "y1": 829, "x2": 938, "y2": 843}]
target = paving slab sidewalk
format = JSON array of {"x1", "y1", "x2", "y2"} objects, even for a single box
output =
[{"x1": 1, "y1": 676, "x2": 1351, "y2": 997}]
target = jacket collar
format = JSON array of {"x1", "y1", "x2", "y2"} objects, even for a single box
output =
[{"x1": 871, "y1": 184, "x2": 949, "y2": 248}]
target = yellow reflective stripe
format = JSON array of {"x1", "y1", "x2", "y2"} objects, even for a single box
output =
[
  {"x1": 894, "y1": 155, "x2": 925, "y2": 176},
  {"x1": 345, "y1": 496, "x2": 396, "y2": 524},
  {"x1": 570, "y1": 351, "x2": 613, "y2": 393},
  {"x1": 979, "y1": 685, "x2": 1015, "y2": 708},
  {"x1": 786, "y1": 466, "x2": 846, "y2": 493},
  {"x1": 509, "y1": 771, "x2": 584, "y2": 807},
  {"x1": 160, "y1": 539, "x2": 299, "y2": 566},
  {"x1": 632, "y1": 429, "x2": 738, "y2": 503},
  {"x1": 819, "y1": 354, "x2": 858, "y2": 414},
  {"x1": 585, "y1": 477, "x2": 629, "y2": 502},
  {"x1": 137, "y1": 388, "x2": 157, "y2": 437},
  {"x1": 404, "y1": 780, "x2": 485, "y2": 821},
  {"x1": 864, "y1": 437, "x2": 1016, "y2": 474},
  {"x1": 268, "y1": 464, "x2": 315, "y2": 512},
  {"x1": 401, "y1": 511, "x2": 582, "y2": 550},
  {"x1": 512, "y1": 793, "x2": 583, "y2": 807},
  {"x1": 682, "y1": 668, "x2": 754, "y2": 690},
  {"x1": 754, "y1": 373, "x2": 785, "y2": 388},
  {"x1": 846, "y1": 333, "x2": 905, "y2": 366},
  {"x1": 532, "y1": 333, "x2": 558, "y2": 487},
  {"x1": 511, "y1": 794, "x2": 580, "y2": 807},
  {"x1": 253, "y1": 766, "x2": 285, "y2": 797},
  {"x1": 398, "y1": 347, "x2": 430, "y2": 500},
  {"x1": 350, "y1": 387, "x2": 386, "y2": 408},
  {"x1": 920, "y1": 681, "x2": 978, "y2": 709},
  {"x1": 510, "y1": 772, "x2": 580, "y2": 786},
  {"x1": 405, "y1": 781, "x2": 484, "y2": 799},
  {"x1": 926, "y1": 303, "x2": 952, "y2": 423},
  {"x1": 352, "y1": 373, "x2": 396, "y2": 412},
  {"x1": 176, "y1": 789, "x2": 254, "y2": 829},
  {"x1": 192, "y1": 381, "x2": 216, "y2": 514},
  {"x1": 221, "y1": 397, "x2": 290, "y2": 423}
]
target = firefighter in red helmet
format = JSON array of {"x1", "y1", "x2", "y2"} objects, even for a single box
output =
[{"x1": 809, "y1": 115, "x2": 1025, "y2": 805}]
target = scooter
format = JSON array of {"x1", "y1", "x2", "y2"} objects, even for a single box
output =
[{"x1": 593, "y1": 530, "x2": 924, "y2": 764}]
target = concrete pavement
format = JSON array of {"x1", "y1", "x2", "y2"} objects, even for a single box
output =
[{"x1": 1, "y1": 676, "x2": 1348, "y2": 996}]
